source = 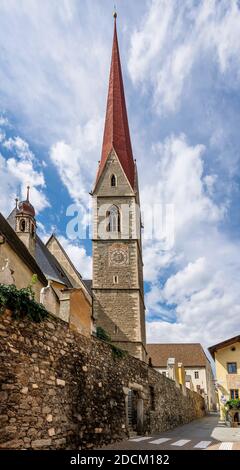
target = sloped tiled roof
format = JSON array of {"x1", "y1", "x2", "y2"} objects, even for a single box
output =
[
  {"x1": 147, "y1": 343, "x2": 209, "y2": 368},
  {"x1": 208, "y1": 335, "x2": 240, "y2": 358},
  {"x1": 7, "y1": 208, "x2": 72, "y2": 287},
  {"x1": 7, "y1": 207, "x2": 17, "y2": 229},
  {"x1": 95, "y1": 16, "x2": 135, "y2": 190},
  {"x1": 82, "y1": 279, "x2": 92, "y2": 295},
  {"x1": 45, "y1": 234, "x2": 92, "y2": 300},
  {"x1": 46, "y1": 234, "x2": 83, "y2": 282},
  {"x1": 35, "y1": 236, "x2": 72, "y2": 287}
]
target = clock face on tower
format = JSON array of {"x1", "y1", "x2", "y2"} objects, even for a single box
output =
[{"x1": 109, "y1": 244, "x2": 129, "y2": 266}]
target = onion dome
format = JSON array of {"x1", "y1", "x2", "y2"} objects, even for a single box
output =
[{"x1": 17, "y1": 186, "x2": 35, "y2": 218}]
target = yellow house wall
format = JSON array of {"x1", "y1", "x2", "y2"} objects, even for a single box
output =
[
  {"x1": 215, "y1": 341, "x2": 240, "y2": 419},
  {"x1": 69, "y1": 289, "x2": 92, "y2": 337},
  {"x1": 0, "y1": 242, "x2": 44, "y2": 301}
]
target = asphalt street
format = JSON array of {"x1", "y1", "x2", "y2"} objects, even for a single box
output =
[{"x1": 101, "y1": 414, "x2": 240, "y2": 450}]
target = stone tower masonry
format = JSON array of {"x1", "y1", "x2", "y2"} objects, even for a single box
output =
[
  {"x1": 92, "y1": 14, "x2": 146, "y2": 361},
  {"x1": 15, "y1": 187, "x2": 36, "y2": 258}
]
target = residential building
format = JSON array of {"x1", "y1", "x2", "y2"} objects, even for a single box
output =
[
  {"x1": 147, "y1": 343, "x2": 217, "y2": 410},
  {"x1": 209, "y1": 335, "x2": 240, "y2": 420}
]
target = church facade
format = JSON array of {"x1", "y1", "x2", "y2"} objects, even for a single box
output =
[{"x1": 91, "y1": 15, "x2": 146, "y2": 361}]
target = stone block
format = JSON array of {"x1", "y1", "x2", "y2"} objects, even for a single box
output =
[
  {"x1": 42, "y1": 406, "x2": 51, "y2": 414},
  {"x1": 54, "y1": 438, "x2": 66, "y2": 446},
  {"x1": 48, "y1": 427, "x2": 55, "y2": 437},
  {"x1": 0, "y1": 330, "x2": 7, "y2": 337},
  {"x1": 56, "y1": 378, "x2": 65, "y2": 386},
  {"x1": 2, "y1": 384, "x2": 16, "y2": 390},
  {"x1": 0, "y1": 391, "x2": 8, "y2": 400},
  {"x1": 94, "y1": 428, "x2": 103, "y2": 433},
  {"x1": 31, "y1": 438, "x2": 52, "y2": 448}
]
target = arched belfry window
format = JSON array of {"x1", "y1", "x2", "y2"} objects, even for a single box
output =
[
  {"x1": 20, "y1": 219, "x2": 26, "y2": 232},
  {"x1": 31, "y1": 223, "x2": 35, "y2": 238},
  {"x1": 111, "y1": 174, "x2": 116, "y2": 187},
  {"x1": 107, "y1": 205, "x2": 120, "y2": 232}
]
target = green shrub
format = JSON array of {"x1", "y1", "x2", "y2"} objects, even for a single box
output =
[
  {"x1": 0, "y1": 279, "x2": 48, "y2": 322},
  {"x1": 96, "y1": 326, "x2": 128, "y2": 360},
  {"x1": 96, "y1": 326, "x2": 111, "y2": 342},
  {"x1": 226, "y1": 399, "x2": 240, "y2": 409},
  {"x1": 111, "y1": 344, "x2": 128, "y2": 360}
]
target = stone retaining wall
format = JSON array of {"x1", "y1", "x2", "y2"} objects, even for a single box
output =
[{"x1": 0, "y1": 311, "x2": 205, "y2": 449}]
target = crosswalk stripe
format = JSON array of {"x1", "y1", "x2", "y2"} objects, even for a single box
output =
[
  {"x1": 149, "y1": 438, "x2": 171, "y2": 445},
  {"x1": 219, "y1": 442, "x2": 233, "y2": 450},
  {"x1": 194, "y1": 441, "x2": 212, "y2": 449},
  {"x1": 129, "y1": 437, "x2": 151, "y2": 442},
  {"x1": 171, "y1": 439, "x2": 191, "y2": 447}
]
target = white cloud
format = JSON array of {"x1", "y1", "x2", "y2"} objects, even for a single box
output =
[
  {"x1": 0, "y1": 115, "x2": 10, "y2": 127},
  {"x1": 0, "y1": 154, "x2": 49, "y2": 215},
  {"x1": 0, "y1": 130, "x2": 49, "y2": 215},
  {"x1": 142, "y1": 133, "x2": 225, "y2": 280},
  {"x1": 163, "y1": 257, "x2": 208, "y2": 303},
  {"x1": 0, "y1": 1, "x2": 113, "y2": 209},
  {"x1": 147, "y1": 245, "x2": 240, "y2": 347},
  {"x1": 3, "y1": 136, "x2": 34, "y2": 160},
  {"x1": 0, "y1": 0, "x2": 110, "y2": 144},
  {"x1": 128, "y1": 0, "x2": 240, "y2": 113},
  {"x1": 50, "y1": 117, "x2": 102, "y2": 205},
  {"x1": 142, "y1": 133, "x2": 240, "y2": 348}
]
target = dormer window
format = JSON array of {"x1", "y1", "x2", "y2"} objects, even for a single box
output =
[{"x1": 111, "y1": 174, "x2": 116, "y2": 187}]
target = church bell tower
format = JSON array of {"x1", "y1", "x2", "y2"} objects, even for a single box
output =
[
  {"x1": 92, "y1": 14, "x2": 146, "y2": 361},
  {"x1": 15, "y1": 186, "x2": 36, "y2": 257}
]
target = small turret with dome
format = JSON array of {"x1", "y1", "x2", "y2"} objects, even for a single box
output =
[{"x1": 15, "y1": 186, "x2": 36, "y2": 257}]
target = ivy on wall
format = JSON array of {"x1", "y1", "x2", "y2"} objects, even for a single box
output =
[
  {"x1": 96, "y1": 326, "x2": 128, "y2": 360},
  {"x1": 0, "y1": 276, "x2": 48, "y2": 322}
]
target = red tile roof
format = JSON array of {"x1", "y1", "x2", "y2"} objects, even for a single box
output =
[
  {"x1": 96, "y1": 16, "x2": 135, "y2": 189},
  {"x1": 208, "y1": 335, "x2": 240, "y2": 358},
  {"x1": 147, "y1": 343, "x2": 209, "y2": 368}
]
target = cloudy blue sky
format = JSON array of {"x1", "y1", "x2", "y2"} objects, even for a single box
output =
[{"x1": 0, "y1": 0, "x2": 240, "y2": 351}]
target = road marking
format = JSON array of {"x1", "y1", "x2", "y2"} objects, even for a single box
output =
[
  {"x1": 194, "y1": 441, "x2": 212, "y2": 449},
  {"x1": 219, "y1": 442, "x2": 233, "y2": 450},
  {"x1": 129, "y1": 437, "x2": 151, "y2": 442},
  {"x1": 149, "y1": 438, "x2": 171, "y2": 445},
  {"x1": 171, "y1": 439, "x2": 191, "y2": 447}
]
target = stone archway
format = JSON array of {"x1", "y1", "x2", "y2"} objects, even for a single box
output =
[
  {"x1": 233, "y1": 412, "x2": 240, "y2": 424},
  {"x1": 123, "y1": 383, "x2": 145, "y2": 435}
]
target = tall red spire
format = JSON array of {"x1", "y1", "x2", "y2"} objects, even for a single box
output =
[{"x1": 96, "y1": 13, "x2": 135, "y2": 189}]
